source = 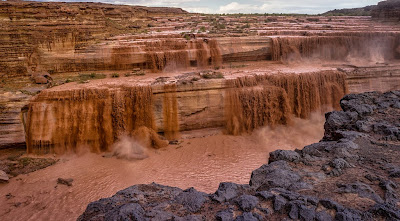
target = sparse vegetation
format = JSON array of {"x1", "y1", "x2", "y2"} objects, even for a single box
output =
[
  {"x1": 229, "y1": 63, "x2": 248, "y2": 69},
  {"x1": 306, "y1": 18, "x2": 320, "y2": 22},
  {"x1": 125, "y1": 70, "x2": 146, "y2": 77},
  {"x1": 111, "y1": 73, "x2": 120, "y2": 78},
  {"x1": 81, "y1": 73, "x2": 107, "y2": 80},
  {"x1": 61, "y1": 73, "x2": 107, "y2": 84},
  {"x1": 201, "y1": 72, "x2": 224, "y2": 79}
]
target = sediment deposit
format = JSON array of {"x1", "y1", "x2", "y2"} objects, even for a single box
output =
[{"x1": 79, "y1": 90, "x2": 400, "y2": 221}]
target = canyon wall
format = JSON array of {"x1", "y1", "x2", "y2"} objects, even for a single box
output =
[
  {"x1": 0, "y1": 92, "x2": 29, "y2": 148},
  {"x1": 23, "y1": 70, "x2": 347, "y2": 154},
  {"x1": 0, "y1": 1, "x2": 187, "y2": 76},
  {"x1": 346, "y1": 65, "x2": 400, "y2": 93},
  {"x1": 271, "y1": 32, "x2": 400, "y2": 63},
  {"x1": 79, "y1": 90, "x2": 400, "y2": 221},
  {"x1": 19, "y1": 33, "x2": 400, "y2": 74},
  {"x1": 1, "y1": 1, "x2": 400, "y2": 76}
]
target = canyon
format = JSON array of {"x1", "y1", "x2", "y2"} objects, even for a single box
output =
[
  {"x1": 0, "y1": 0, "x2": 399, "y2": 220},
  {"x1": 79, "y1": 90, "x2": 400, "y2": 221}
]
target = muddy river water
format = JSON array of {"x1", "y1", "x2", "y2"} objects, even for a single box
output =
[{"x1": 0, "y1": 114, "x2": 324, "y2": 221}]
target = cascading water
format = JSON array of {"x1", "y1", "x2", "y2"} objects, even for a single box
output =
[
  {"x1": 224, "y1": 71, "x2": 347, "y2": 135},
  {"x1": 23, "y1": 70, "x2": 347, "y2": 154}
]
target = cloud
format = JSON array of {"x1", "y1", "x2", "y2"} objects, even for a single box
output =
[
  {"x1": 218, "y1": 2, "x2": 260, "y2": 14},
  {"x1": 31, "y1": 0, "x2": 382, "y2": 14},
  {"x1": 184, "y1": 7, "x2": 215, "y2": 14},
  {"x1": 256, "y1": 0, "x2": 381, "y2": 14}
]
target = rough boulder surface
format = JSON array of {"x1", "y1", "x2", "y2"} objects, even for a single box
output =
[{"x1": 80, "y1": 91, "x2": 400, "y2": 220}]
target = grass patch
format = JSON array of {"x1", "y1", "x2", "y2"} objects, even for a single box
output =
[
  {"x1": 67, "y1": 73, "x2": 107, "y2": 84},
  {"x1": 202, "y1": 72, "x2": 224, "y2": 79},
  {"x1": 229, "y1": 63, "x2": 248, "y2": 69},
  {"x1": 125, "y1": 70, "x2": 146, "y2": 77}
]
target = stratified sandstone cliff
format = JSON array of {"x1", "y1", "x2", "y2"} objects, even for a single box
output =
[
  {"x1": 372, "y1": 0, "x2": 400, "y2": 21},
  {"x1": 79, "y1": 90, "x2": 400, "y2": 221},
  {"x1": 2, "y1": 1, "x2": 400, "y2": 151},
  {"x1": 0, "y1": 1, "x2": 187, "y2": 76},
  {"x1": 23, "y1": 70, "x2": 347, "y2": 154}
]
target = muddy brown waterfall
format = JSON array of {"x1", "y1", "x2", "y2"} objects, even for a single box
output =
[
  {"x1": 271, "y1": 33, "x2": 400, "y2": 62},
  {"x1": 24, "y1": 86, "x2": 155, "y2": 154},
  {"x1": 163, "y1": 84, "x2": 180, "y2": 140},
  {"x1": 146, "y1": 38, "x2": 222, "y2": 72},
  {"x1": 224, "y1": 71, "x2": 348, "y2": 135},
  {"x1": 23, "y1": 70, "x2": 347, "y2": 154}
]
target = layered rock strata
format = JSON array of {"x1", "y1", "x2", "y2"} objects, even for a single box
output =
[
  {"x1": 0, "y1": 92, "x2": 30, "y2": 148},
  {"x1": 2, "y1": 1, "x2": 400, "y2": 76},
  {"x1": 79, "y1": 90, "x2": 400, "y2": 221},
  {"x1": 0, "y1": 1, "x2": 187, "y2": 76},
  {"x1": 23, "y1": 70, "x2": 347, "y2": 154}
]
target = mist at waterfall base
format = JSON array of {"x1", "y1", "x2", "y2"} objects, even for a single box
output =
[
  {"x1": 0, "y1": 112, "x2": 325, "y2": 221},
  {"x1": 112, "y1": 136, "x2": 149, "y2": 160}
]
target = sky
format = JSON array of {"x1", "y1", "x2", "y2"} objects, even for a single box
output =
[{"x1": 36, "y1": 0, "x2": 382, "y2": 14}]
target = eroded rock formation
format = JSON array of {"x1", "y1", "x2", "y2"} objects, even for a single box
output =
[
  {"x1": 271, "y1": 33, "x2": 400, "y2": 62},
  {"x1": 0, "y1": 1, "x2": 187, "y2": 76},
  {"x1": 2, "y1": 0, "x2": 400, "y2": 152},
  {"x1": 79, "y1": 90, "x2": 400, "y2": 221},
  {"x1": 23, "y1": 70, "x2": 347, "y2": 154}
]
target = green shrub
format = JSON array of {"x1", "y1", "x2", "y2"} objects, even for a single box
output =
[{"x1": 202, "y1": 72, "x2": 224, "y2": 79}]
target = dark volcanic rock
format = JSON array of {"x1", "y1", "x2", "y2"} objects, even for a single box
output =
[
  {"x1": 174, "y1": 187, "x2": 208, "y2": 213},
  {"x1": 211, "y1": 182, "x2": 250, "y2": 203},
  {"x1": 80, "y1": 91, "x2": 400, "y2": 221},
  {"x1": 216, "y1": 209, "x2": 234, "y2": 221},
  {"x1": 235, "y1": 195, "x2": 259, "y2": 212},
  {"x1": 268, "y1": 149, "x2": 301, "y2": 163},
  {"x1": 250, "y1": 160, "x2": 301, "y2": 190}
]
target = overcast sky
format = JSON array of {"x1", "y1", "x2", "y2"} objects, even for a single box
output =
[{"x1": 39, "y1": 0, "x2": 382, "y2": 14}]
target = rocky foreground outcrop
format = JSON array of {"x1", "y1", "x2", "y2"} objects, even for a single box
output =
[{"x1": 79, "y1": 91, "x2": 400, "y2": 221}]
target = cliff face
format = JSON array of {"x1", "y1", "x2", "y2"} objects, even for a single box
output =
[
  {"x1": 0, "y1": 1, "x2": 187, "y2": 76},
  {"x1": 372, "y1": 0, "x2": 400, "y2": 21},
  {"x1": 271, "y1": 32, "x2": 400, "y2": 62},
  {"x1": 23, "y1": 70, "x2": 347, "y2": 154},
  {"x1": 2, "y1": 1, "x2": 400, "y2": 76},
  {"x1": 79, "y1": 90, "x2": 400, "y2": 221},
  {"x1": 6, "y1": 32, "x2": 399, "y2": 75},
  {"x1": 0, "y1": 92, "x2": 29, "y2": 148}
]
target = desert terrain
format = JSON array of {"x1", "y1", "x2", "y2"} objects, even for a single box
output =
[{"x1": 0, "y1": 0, "x2": 399, "y2": 220}]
